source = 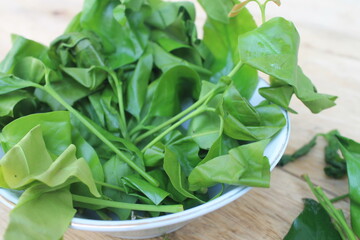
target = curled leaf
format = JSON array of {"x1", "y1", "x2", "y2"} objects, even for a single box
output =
[
  {"x1": 271, "y1": 0, "x2": 281, "y2": 7},
  {"x1": 228, "y1": 1, "x2": 251, "y2": 18}
]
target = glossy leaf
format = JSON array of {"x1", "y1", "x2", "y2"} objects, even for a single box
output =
[
  {"x1": 61, "y1": 66, "x2": 107, "y2": 90},
  {"x1": 0, "y1": 35, "x2": 50, "y2": 73},
  {"x1": 189, "y1": 140, "x2": 270, "y2": 190},
  {"x1": 222, "y1": 101, "x2": 286, "y2": 141},
  {"x1": 80, "y1": 0, "x2": 148, "y2": 68},
  {"x1": 337, "y1": 136, "x2": 360, "y2": 237},
  {"x1": 188, "y1": 111, "x2": 221, "y2": 150},
  {"x1": 284, "y1": 199, "x2": 341, "y2": 240},
  {"x1": 238, "y1": 17, "x2": 336, "y2": 113},
  {"x1": 0, "y1": 73, "x2": 37, "y2": 95},
  {"x1": 12, "y1": 57, "x2": 46, "y2": 84},
  {"x1": 126, "y1": 48, "x2": 153, "y2": 120},
  {"x1": 222, "y1": 85, "x2": 260, "y2": 126},
  {"x1": 103, "y1": 155, "x2": 137, "y2": 220},
  {"x1": 148, "y1": 65, "x2": 201, "y2": 117},
  {"x1": 200, "y1": 0, "x2": 258, "y2": 98},
  {"x1": 0, "y1": 91, "x2": 31, "y2": 117},
  {"x1": 164, "y1": 146, "x2": 203, "y2": 203},
  {"x1": 123, "y1": 175, "x2": 169, "y2": 205}
]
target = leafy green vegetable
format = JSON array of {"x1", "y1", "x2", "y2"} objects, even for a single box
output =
[
  {"x1": 0, "y1": 0, "x2": 337, "y2": 238},
  {"x1": 284, "y1": 199, "x2": 341, "y2": 240}
]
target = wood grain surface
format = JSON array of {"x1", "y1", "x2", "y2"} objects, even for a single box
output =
[{"x1": 0, "y1": 0, "x2": 359, "y2": 239}]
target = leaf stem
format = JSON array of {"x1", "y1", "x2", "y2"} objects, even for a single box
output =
[
  {"x1": 227, "y1": 61, "x2": 243, "y2": 79},
  {"x1": 134, "y1": 89, "x2": 217, "y2": 144},
  {"x1": 38, "y1": 84, "x2": 159, "y2": 187},
  {"x1": 303, "y1": 175, "x2": 357, "y2": 240},
  {"x1": 108, "y1": 71, "x2": 128, "y2": 139},
  {"x1": 141, "y1": 106, "x2": 210, "y2": 153},
  {"x1": 95, "y1": 181, "x2": 126, "y2": 193},
  {"x1": 72, "y1": 195, "x2": 183, "y2": 213},
  {"x1": 330, "y1": 193, "x2": 349, "y2": 203}
]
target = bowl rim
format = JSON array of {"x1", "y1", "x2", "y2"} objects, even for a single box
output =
[{"x1": 0, "y1": 80, "x2": 291, "y2": 233}]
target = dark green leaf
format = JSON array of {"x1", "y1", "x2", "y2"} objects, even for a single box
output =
[
  {"x1": 126, "y1": 48, "x2": 153, "y2": 120},
  {"x1": 80, "y1": 0, "x2": 148, "y2": 68},
  {"x1": 148, "y1": 65, "x2": 201, "y2": 117},
  {"x1": 123, "y1": 175, "x2": 169, "y2": 205},
  {"x1": 164, "y1": 146, "x2": 203, "y2": 203},
  {"x1": 284, "y1": 198, "x2": 341, "y2": 240}
]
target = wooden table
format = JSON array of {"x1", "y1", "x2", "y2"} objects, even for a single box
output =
[{"x1": 0, "y1": 0, "x2": 359, "y2": 239}]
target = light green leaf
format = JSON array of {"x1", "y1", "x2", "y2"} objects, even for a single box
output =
[{"x1": 4, "y1": 186, "x2": 75, "y2": 240}]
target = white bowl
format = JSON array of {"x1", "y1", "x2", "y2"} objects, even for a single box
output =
[{"x1": 0, "y1": 80, "x2": 290, "y2": 239}]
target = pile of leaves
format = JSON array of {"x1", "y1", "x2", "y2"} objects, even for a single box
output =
[{"x1": 0, "y1": 0, "x2": 336, "y2": 239}]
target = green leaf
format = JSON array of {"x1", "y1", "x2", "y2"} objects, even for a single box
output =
[
  {"x1": 103, "y1": 155, "x2": 137, "y2": 220},
  {"x1": 61, "y1": 66, "x2": 107, "y2": 90},
  {"x1": 222, "y1": 101, "x2": 286, "y2": 141},
  {"x1": 0, "y1": 111, "x2": 72, "y2": 157},
  {"x1": 278, "y1": 135, "x2": 318, "y2": 166},
  {"x1": 49, "y1": 31, "x2": 105, "y2": 68},
  {"x1": 0, "y1": 91, "x2": 31, "y2": 117},
  {"x1": 80, "y1": 0, "x2": 148, "y2": 68},
  {"x1": 259, "y1": 84, "x2": 295, "y2": 111},
  {"x1": 284, "y1": 199, "x2": 341, "y2": 240},
  {"x1": 34, "y1": 76, "x2": 91, "y2": 111},
  {"x1": 189, "y1": 140, "x2": 270, "y2": 190},
  {"x1": 113, "y1": 4, "x2": 127, "y2": 26},
  {"x1": 123, "y1": 175, "x2": 169, "y2": 205},
  {"x1": 163, "y1": 146, "x2": 203, "y2": 203},
  {"x1": 151, "y1": 43, "x2": 211, "y2": 78},
  {"x1": 148, "y1": 65, "x2": 201, "y2": 117},
  {"x1": 0, "y1": 73, "x2": 37, "y2": 95},
  {"x1": 12, "y1": 57, "x2": 46, "y2": 84},
  {"x1": 188, "y1": 111, "x2": 221, "y2": 150},
  {"x1": 222, "y1": 85, "x2": 260, "y2": 126},
  {"x1": 0, "y1": 125, "x2": 100, "y2": 197},
  {"x1": 200, "y1": 0, "x2": 258, "y2": 98},
  {"x1": 0, "y1": 35, "x2": 50, "y2": 73},
  {"x1": 143, "y1": 142, "x2": 165, "y2": 167},
  {"x1": 4, "y1": 186, "x2": 76, "y2": 240},
  {"x1": 337, "y1": 136, "x2": 360, "y2": 237},
  {"x1": 238, "y1": 17, "x2": 336, "y2": 113},
  {"x1": 197, "y1": 0, "x2": 233, "y2": 24},
  {"x1": 126, "y1": 48, "x2": 153, "y2": 120},
  {"x1": 0, "y1": 111, "x2": 104, "y2": 184},
  {"x1": 146, "y1": 1, "x2": 195, "y2": 29},
  {"x1": 0, "y1": 125, "x2": 53, "y2": 189}
]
